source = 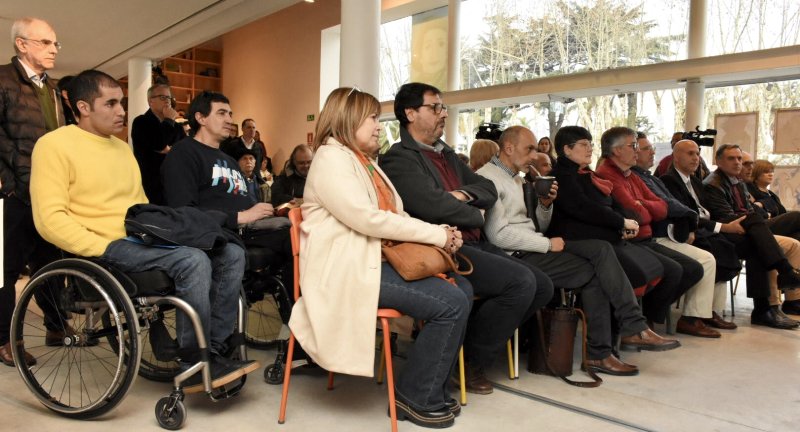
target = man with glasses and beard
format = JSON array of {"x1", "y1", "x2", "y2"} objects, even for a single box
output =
[{"x1": 380, "y1": 83, "x2": 551, "y2": 394}]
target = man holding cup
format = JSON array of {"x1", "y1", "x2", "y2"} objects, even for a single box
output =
[{"x1": 478, "y1": 126, "x2": 676, "y2": 375}]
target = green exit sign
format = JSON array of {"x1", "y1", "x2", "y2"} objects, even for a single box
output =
[{"x1": 307, "y1": 114, "x2": 315, "y2": 121}]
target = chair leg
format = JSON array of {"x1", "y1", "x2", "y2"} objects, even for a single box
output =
[
  {"x1": 382, "y1": 318, "x2": 398, "y2": 432},
  {"x1": 513, "y1": 329, "x2": 519, "y2": 379},
  {"x1": 376, "y1": 343, "x2": 386, "y2": 385},
  {"x1": 327, "y1": 371, "x2": 334, "y2": 390},
  {"x1": 506, "y1": 339, "x2": 514, "y2": 380},
  {"x1": 278, "y1": 333, "x2": 297, "y2": 424},
  {"x1": 458, "y1": 347, "x2": 467, "y2": 406}
]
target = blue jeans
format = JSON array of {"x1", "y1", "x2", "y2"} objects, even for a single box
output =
[
  {"x1": 101, "y1": 240, "x2": 245, "y2": 358},
  {"x1": 378, "y1": 263, "x2": 472, "y2": 412}
]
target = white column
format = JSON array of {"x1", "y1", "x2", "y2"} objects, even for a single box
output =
[
  {"x1": 127, "y1": 57, "x2": 152, "y2": 143},
  {"x1": 340, "y1": 0, "x2": 380, "y2": 95},
  {"x1": 684, "y1": 0, "x2": 707, "y2": 131},
  {"x1": 444, "y1": 0, "x2": 461, "y2": 147}
]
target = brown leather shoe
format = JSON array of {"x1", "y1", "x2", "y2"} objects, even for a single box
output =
[
  {"x1": 621, "y1": 328, "x2": 681, "y2": 352},
  {"x1": 582, "y1": 354, "x2": 638, "y2": 376},
  {"x1": 702, "y1": 311, "x2": 737, "y2": 330},
  {"x1": 0, "y1": 342, "x2": 36, "y2": 367},
  {"x1": 451, "y1": 364, "x2": 493, "y2": 395},
  {"x1": 676, "y1": 316, "x2": 721, "y2": 338}
]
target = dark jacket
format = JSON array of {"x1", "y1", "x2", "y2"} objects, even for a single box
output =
[
  {"x1": 124, "y1": 203, "x2": 243, "y2": 251},
  {"x1": 221, "y1": 137, "x2": 266, "y2": 181},
  {"x1": 0, "y1": 56, "x2": 65, "y2": 201},
  {"x1": 378, "y1": 127, "x2": 497, "y2": 228},
  {"x1": 702, "y1": 168, "x2": 764, "y2": 223},
  {"x1": 631, "y1": 166, "x2": 698, "y2": 242},
  {"x1": 661, "y1": 166, "x2": 718, "y2": 233},
  {"x1": 131, "y1": 109, "x2": 185, "y2": 205},
  {"x1": 547, "y1": 156, "x2": 626, "y2": 243},
  {"x1": 746, "y1": 182, "x2": 787, "y2": 217},
  {"x1": 270, "y1": 172, "x2": 306, "y2": 207}
]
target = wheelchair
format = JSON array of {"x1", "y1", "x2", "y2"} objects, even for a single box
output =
[
  {"x1": 241, "y1": 247, "x2": 292, "y2": 350},
  {"x1": 9, "y1": 257, "x2": 252, "y2": 430}
]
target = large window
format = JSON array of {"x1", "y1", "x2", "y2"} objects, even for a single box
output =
[
  {"x1": 460, "y1": 0, "x2": 689, "y2": 89},
  {"x1": 707, "y1": 0, "x2": 800, "y2": 55}
]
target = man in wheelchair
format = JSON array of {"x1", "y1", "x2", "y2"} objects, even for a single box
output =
[{"x1": 30, "y1": 70, "x2": 259, "y2": 393}]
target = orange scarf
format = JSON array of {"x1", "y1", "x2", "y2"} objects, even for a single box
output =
[{"x1": 354, "y1": 150, "x2": 397, "y2": 214}]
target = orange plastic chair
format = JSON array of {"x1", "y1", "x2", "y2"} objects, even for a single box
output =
[{"x1": 278, "y1": 208, "x2": 404, "y2": 432}]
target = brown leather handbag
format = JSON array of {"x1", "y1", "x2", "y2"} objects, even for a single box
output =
[
  {"x1": 381, "y1": 241, "x2": 473, "y2": 281},
  {"x1": 528, "y1": 306, "x2": 602, "y2": 388}
]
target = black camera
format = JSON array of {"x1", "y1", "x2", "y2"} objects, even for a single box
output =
[
  {"x1": 475, "y1": 123, "x2": 503, "y2": 143},
  {"x1": 683, "y1": 126, "x2": 717, "y2": 147}
]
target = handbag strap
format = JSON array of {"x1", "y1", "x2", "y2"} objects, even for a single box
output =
[{"x1": 535, "y1": 308, "x2": 602, "y2": 388}]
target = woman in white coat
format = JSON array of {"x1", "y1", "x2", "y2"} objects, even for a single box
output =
[{"x1": 288, "y1": 87, "x2": 472, "y2": 429}]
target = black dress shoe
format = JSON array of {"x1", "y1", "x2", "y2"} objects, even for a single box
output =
[
  {"x1": 393, "y1": 396, "x2": 454, "y2": 429},
  {"x1": 751, "y1": 306, "x2": 800, "y2": 330},
  {"x1": 781, "y1": 299, "x2": 800, "y2": 315},
  {"x1": 444, "y1": 397, "x2": 461, "y2": 417},
  {"x1": 777, "y1": 269, "x2": 800, "y2": 292}
]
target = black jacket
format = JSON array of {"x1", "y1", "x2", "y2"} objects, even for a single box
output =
[
  {"x1": 661, "y1": 166, "x2": 718, "y2": 233},
  {"x1": 124, "y1": 203, "x2": 243, "y2": 250},
  {"x1": 131, "y1": 109, "x2": 185, "y2": 205},
  {"x1": 0, "y1": 57, "x2": 65, "y2": 201},
  {"x1": 378, "y1": 127, "x2": 497, "y2": 228},
  {"x1": 746, "y1": 182, "x2": 787, "y2": 217},
  {"x1": 270, "y1": 172, "x2": 306, "y2": 207},
  {"x1": 548, "y1": 157, "x2": 626, "y2": 243},
  {"x1": 702, "y1": 168, "x2": 766, "y2": 223}
]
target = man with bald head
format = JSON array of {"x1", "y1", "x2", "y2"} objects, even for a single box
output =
[
  {"x1": 0, "y1": 17, "x2": 67, "y2": 366},
  {"x1": 479, "y1": 126, "x2": 676, "y2": 376},
  {"x1": 661, "y1": 141, "x2": 800, "y2": 329}
]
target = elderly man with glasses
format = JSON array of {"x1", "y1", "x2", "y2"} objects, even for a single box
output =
[
  {"x1": 0, "y1": 17, "x2": 68, "y2": 367},
  {"x1": 131, "y1": 83, "x2": 185, "y2": 205}
]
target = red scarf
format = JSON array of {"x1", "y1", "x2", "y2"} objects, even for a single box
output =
[{"x1": 579, "y1": 167, "x2": 613, "y2": 196}]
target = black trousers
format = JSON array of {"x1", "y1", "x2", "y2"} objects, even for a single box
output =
[
  {"x1": 518, "y1": 239, "x2": 647, "y2": 359},
  {"x1": 767, "y1": 211, "x2": 800, "y2": 241},
  {"x1": 1, "y1": 196, "x2": 64, "y2": 345},
  {"x1": 723, "y1": 215, "x2": 790, "y2": 299},
  {"x1": 638, "y1": 241, "x2": 702, "y2": 323},
  {"x1": 459, "y1": 241, "x2": 552, "y2": 369}
]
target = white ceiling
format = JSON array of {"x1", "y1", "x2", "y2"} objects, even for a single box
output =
[{"x1": 0, "y1": 0, "x2": 302, "y2": 78}]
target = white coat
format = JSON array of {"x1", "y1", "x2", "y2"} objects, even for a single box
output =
[{"x1": 288, "y1": 138, "x2": 447, "y2": 377}]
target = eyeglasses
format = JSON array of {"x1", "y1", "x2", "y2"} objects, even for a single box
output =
[
  {"x1": 571, "y1": 140, "x2": 594, "y2": 149},
  {"x1": 19, "y1": 37, "x2": 62, "y2": 50},
  {"x1": 418, "y1": 103, "x2": 448, "y2": 114},
  {"x1": 627, "y1": 142, "x2": 640, "y2": 151},
  {"x1": 346, "y1": 86, "x2": 361, "y2": 98},
  {"x1": 150, "y1": 95, "x2": 173, "y2": 102}
]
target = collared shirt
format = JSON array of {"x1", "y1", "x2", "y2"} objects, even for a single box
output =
[
  {"x1": 677, "y1": 169, "x2": 721, "y2": 233},
  {"x1": 415, "y1": 139, "x2": 445, "y2": 153},
  {"x1": 18, "y1": 58, "x2": 46, "y2": 88}
]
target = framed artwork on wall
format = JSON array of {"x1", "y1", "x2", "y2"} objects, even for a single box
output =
[
  {"x1": 714, "y1": 112, "x2": 758, "y2": 157},
  {"x1": 774, "y1": 108, "x2": 800, "y2": 154},
  {"x1": 770, "y1": 166, "x2": 800, "y2": 211}
]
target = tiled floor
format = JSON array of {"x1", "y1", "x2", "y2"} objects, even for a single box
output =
[{"x1": 1, "y1": 276, "x2": 799, "y2": 432}]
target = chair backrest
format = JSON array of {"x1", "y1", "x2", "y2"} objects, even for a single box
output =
[{"x1": 288, "y1": 208, "x2": 303, "y2": 301}]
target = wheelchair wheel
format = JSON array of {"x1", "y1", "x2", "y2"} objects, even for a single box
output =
[
  {"x1": 105, "y1": 306, "x2": 181, "y2": 382},
  {"x1": 244, "y1": 275, "x2": 289, "y2": 349},
  {"x1": 10, "y1": 259, "x2": 141, "y2": 419},
  {"x1": 155, "y1": 396, "x2": 186, "y2": 430}
]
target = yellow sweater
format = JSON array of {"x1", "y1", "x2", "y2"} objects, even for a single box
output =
[{"x1": 31, "y1": 125, "x2": 148, "y2": 257}]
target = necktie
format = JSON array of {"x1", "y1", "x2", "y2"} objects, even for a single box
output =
[{"x1": 685, "y1": 179, "x2": 710, "y2": 219}]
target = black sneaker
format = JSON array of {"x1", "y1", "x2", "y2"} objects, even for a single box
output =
[
  {"x1": 392, "y1": 393, "x2": 455, "y2": 429},
  {"x1": 182, "y1": 356, "x2": 260, "y2": 394}
]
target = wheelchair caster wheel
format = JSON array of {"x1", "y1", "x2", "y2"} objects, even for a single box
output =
[
  {"x1": 265, "y1": 363, "x2": 284, "y2": 384},
  {"x1": 155, "y1": 397, "x2": 186, "y2": 430}
]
